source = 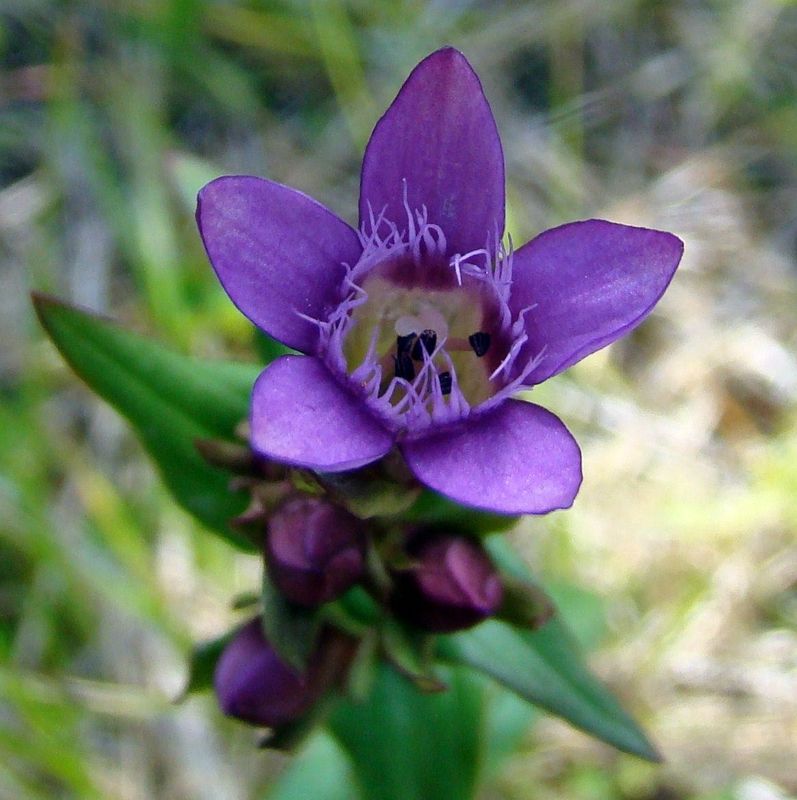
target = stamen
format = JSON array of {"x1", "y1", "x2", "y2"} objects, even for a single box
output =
[
  {"x1": 411, "y1": 329, "x2": 437, "y2": 361},
  {"x1": 396, "y1": 333, "x2": 417, "y2": 357},
  {"x1": 317, "y1": 187, "x2": 538, "y2": 435},
  {"x1": 468, "y1": 331, "x2": 491, "y2": 357},
  {"x1": 393, "y1": 352, "x2": 415, "y2": 381}
]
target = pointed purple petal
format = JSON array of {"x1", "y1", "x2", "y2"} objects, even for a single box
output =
[
  {"x1": 510, "y1": 219, "x2": 684, "y2": 384},
  {"x1": 251, "y1": 355, "x2": 394, "y2": 472},
  {"x1": 401, "y1": 400, "x2": 582, "y2": 515},
  {"x1": 197, "y1": 176, "x2": 361, "y2": 354},
  {"x1": 359, "y1": 48, "x2": 505, "y2": 254}
]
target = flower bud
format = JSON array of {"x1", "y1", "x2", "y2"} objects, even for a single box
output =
[
  {"x1": 392, "y1": 534, "x2": 503, "y2": 633},
  {"x1": 213, "y1": 618, "x2": 325, "y2": 727},
  {"x1": 266, "y1": 497, "x2": 366, "y2": 607}
]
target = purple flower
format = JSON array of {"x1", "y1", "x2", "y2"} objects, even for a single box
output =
[
  {"x1": 391, "y1": 533, "x2": 503, "y2": 633},
  {"x1": 214, "y1": 618, "x2": 326, "y2": 727},
  {"x1": 197, "y1": 48, "x2": 683, "y2": 515},
  {"x1": 266, "y1": 497, "x2": 366, "y2": 607}
]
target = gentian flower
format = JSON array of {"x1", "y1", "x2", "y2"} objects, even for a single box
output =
[
  {"x1": 197, "y1": 48, "x2": 683, "y2": 515},
  {"x1": 266, "y1": 497, "x2": 366, "y2": 607},
  {"x1": 391, "y1": 533, "x2": 503, "y2": 633}
]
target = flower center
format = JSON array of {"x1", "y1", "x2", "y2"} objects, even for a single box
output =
[
  {"x1": 299, "y1": 187, "x2": 545, "y2": 436},
  {"x1": 342, "y1": 274, "x2": 495, "y2": 409}
]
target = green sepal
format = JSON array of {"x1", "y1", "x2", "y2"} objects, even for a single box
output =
[
  {"x1": 194, "y1": 437, "x2": 258, "y2": 474},
  {"x1": 230, "y1": 591, "x2": 260, "y2": 611},
  {"x1": 318, "y1": 470, "x2": 421, "y2": 519},
  {"x1": 261, "y1": 570, "x2": 322, "y2": 672},
  {"x1": 33, "y1": 294, "x2": 260, "y2": 551},
  {"x1": 343, "y1": 631, "x2": 380, "y2": 703},
  {"x1": 495, "y1": 575, "x2": 555, "y2": 630},
  {"x1": 401, "y1": 488, "x2": 519, "y2": 535},
  {"x1": 178, "y1": 629, "x2": 235, "y2": 699},
  {"x1": 379, "y1": 619, "x2": 445, "y2": 693},
  {"x1": 335, "y1": 586, "x2": 382, "y2": 628}
]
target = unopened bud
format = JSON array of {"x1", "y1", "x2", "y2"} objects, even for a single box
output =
[
  {"x1": 266, "y1": 498, "x2": 366, "y2": 606},
  {"x1": 214, "y1": 618, "x2": 325, "y2": 727},
  {"x1": 391, "y1": 534, "x2": 503, "y2": 633}
]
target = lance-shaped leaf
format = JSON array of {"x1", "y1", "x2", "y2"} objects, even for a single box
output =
[
  {"x1": 438, "y1": 538, "x2": 660, "y2": 761},
  {"x1": 329, "y1": 663, "x2": 483, "y2": 800},
  {"x1": 438, "y1": 619, "x2": 659, "y2": 761},
  {"x1": 33, "y1": 294, "x2": 260, "y2": 550}
]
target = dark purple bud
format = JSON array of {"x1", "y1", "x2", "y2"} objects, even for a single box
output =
[
  {"x1": 266, "y1": 497, "x2": 366, "y2": 607},
  {"x1": 392, "y1": 534, "x2": 503, "y2": 633},
  {"x1": 214, "y1": 618, "x2": 325, "y2": 727}
]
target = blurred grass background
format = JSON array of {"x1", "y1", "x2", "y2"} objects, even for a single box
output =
[{"x1": 2, "y1": 0, "x2": 796, "y2": 797}]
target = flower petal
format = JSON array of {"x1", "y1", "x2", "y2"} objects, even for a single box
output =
[
  {"x1": 401, "y1": 400, "x2": 582, "y2": 515},
  {"x1": 510, "y1": 220, "x2": 683, "y2": 384},
  {"x1": 197, "y1": 176, "x2": 361, "y2": 354},
  {"x1": 359, "y1": 47, "x2": 505, "y2": 255},
  {"x1": 251, "y1": 355, "x2": 394, "y2": 472}
]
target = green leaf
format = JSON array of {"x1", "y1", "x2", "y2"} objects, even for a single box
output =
[
  {"x1": 261, "y1": 570, "x2": 322, "y2": 672},
  {"x1": 328, "y1": 663, "x2": 483, "y2": 800},
  {"x1": 33, "y1": 294, "x2": 260, "y2": 550},
  {"x1": 481, "y1": 684, "x2": 539, "y2": 779},
  {"x1": 438, "y1": 537, "x2": 659, "y2": 761},
  {"x1": 438, "y1": 620, "x2": 659, "y2": 761},
  {"x1": 267, "y1": 731, "x2": 360, "y2": 800},
  {"x1": 489, "y1": 537, "x2": 607, "y2": 650}
]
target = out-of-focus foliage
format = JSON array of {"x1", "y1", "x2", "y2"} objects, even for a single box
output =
[{"x1": 2, "y1": 0, "x2": 796, "y2": 798}]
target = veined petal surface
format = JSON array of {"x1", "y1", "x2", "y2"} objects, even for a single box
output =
[
  {"x1": 510, "y1": 220, "x2": 683, "y2": 384},
  {"x1": 251, "y1": 356, "x2": 394, "y2": 472},
  {"x1": 359, "y1": 47, "x2": 505, "y2": 255},
  {"x1": 197, "y1": 176, "x2": 361, "y2": 354},
  {"x1": 401, "y1": 400, "x2": 582, "y2": 515}
]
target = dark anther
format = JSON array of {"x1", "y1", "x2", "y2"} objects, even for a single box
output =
[
  {"x1": 412, "y1": 329, "x2": 437, "y2": 361},
  {"x1": 468, "y1": 331, "x2": 491, "y2": 358},
  {"x1": 394, "y1": 352, "x2": 415, "y2": 381},
  {"x1": 396, "y1": 333, "x2": 417, "y2": 357},
  {"x1": 438, "y1": 371, "x2": 452, "y2": 396}
]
